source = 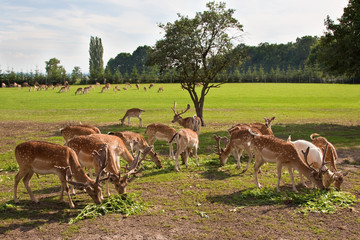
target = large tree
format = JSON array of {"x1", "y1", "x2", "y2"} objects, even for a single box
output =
[
  {"x1": 147, "y1": 1, "x2": 246, "y2": 125},
  {"x1": 89, "y1": 36, "x2": 104, "y2": 83},
  {"x1": 45, "y1": 58, "x2": 66, "y2": 84},
  {"x1": 311, "y1": 0, "x2": 360, "y2": 80}
]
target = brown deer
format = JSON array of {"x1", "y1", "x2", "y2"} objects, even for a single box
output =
[
  {"x1": 169, "y1": 128, "x2": 199, "y2": 172},
  {"x1": 13, "y1": 141, "x2": 105, "y2": 208},
  {"x1": 60, "y1": 125, "x2": 100, "y2": 143},
  {"x1": 145, "y1": 123, "x2": 177, "y2": 159},
  {"x1": 171, "y1": 101, "x2": 201, "y2": 134},
  {"x1": 75, "y1": 88, "x2": 83, "y2": 95},
  {"x1": 108, "y1": 131, "x2": 163, "y2": 168},
  {"x1": 248, "y1": 129, "x2": 326, "y2": 192},
  {"x1": 228, "y1": 117, "x2": 275, "y2": 135},
  {"x1": 120, "y1": 108, "x2": 145, "y2": 127}
]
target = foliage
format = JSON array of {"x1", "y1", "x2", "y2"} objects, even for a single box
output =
[
  {"x1": 89, "y1": 36, "x2": 104, "y2": 83},
  {"x1": 69, "y1": 193, "x2": 145, "y2": 224},
  {"x1": 309, "y1": 0, "x2": 360, "y2": 81},
  {"x1": 236, "y1": 187, "x2": 356, "y2": 214},
  {"x1": 148, "y1": 1, "x2": 246, "y2": 125},
  {"x1": 45, "y1": 58, "x2": 67, "y2": 84}
]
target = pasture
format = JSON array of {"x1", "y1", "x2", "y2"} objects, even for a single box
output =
[{"x1": 0, "y1": 83, "x2": 359, "y2": 239}]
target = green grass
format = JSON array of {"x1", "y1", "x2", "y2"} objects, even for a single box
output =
[{"x1": 0, "y1": 83, "x2": 359, "y2": 125}]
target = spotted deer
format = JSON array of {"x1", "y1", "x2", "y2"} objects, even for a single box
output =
[
  {"x1": 145, "y1": 123, "x2": 177, "y2": 159},
  {"x1": 120, "y1": 108, "x2": 145, "y2": 127},
  {"x1": 171, "y1": 101, "x2": 201, "y2": 134}
]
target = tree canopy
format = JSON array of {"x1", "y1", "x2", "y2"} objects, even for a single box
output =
[
  {"x1": 147, "y1": 1, "x2": 246, "y2": 125},
  {"x1": 310, "y1": 0, "x2": 360, "y2": 80},
  {"x1": 89, "y1": 36, "x2": 104, "y2": 83}
]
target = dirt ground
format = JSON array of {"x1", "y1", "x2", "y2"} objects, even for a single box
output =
[{"x1": 1, "y1": 121, "x2": 359, "y2": 240}]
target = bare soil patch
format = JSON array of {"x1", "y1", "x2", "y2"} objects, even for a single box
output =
[{"x1": 1, "y1": 121, "x2": 359, "y2": 240}]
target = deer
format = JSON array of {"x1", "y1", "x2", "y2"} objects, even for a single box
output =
[
  {"x1": 287, "y1": 136, "x2": 347, "y2": 190},
  {"x1": 169, "y1": 128, "x2": 199, "y2": 172},
  {"x1": 310, "y1": 133, "x2": 338, "y2": 172},
  {"x1": 248, "y1": 129, "x2": 326, "y2": 192},
  {"x1": 66, "y1": 135, "x2": 152, "y2": 196},
  {"x1": 136, "y1": 84, "x2": 140, "y2": 90},
  {"x1": 75, "y1": 88, "x2": 83, "y2": 95},
  {"x1": 125, "y1": 82, "x2": 132, "y2": 88},
  {"x1": 120, "y1": 108, "x2": 145, "y2": 127},
  {"x1": 83, "y1": 86, "x2": 91, "y2": 94},
  {"x1": 171, "y1": 101, "x2": 201, "y2": 135},
  {"x1": 108, "y1": 131, "x2": 163, "y2": 168},
  {"x1": 13, "y1": 141, "x2": 105, "y2": 208},
  {"x1": 228, "y1": 117, "x2": 275, "y2": 136},
  {"x1": 58, "y1": 86, "x2": 66, "y2": 93},
  {"x1": 145, "y1": 123, "x2": 177, "y2": 160},
  {"x1": 149, "y1": 83, "x2": 154, "y2": 89},
  {"x1": 60, "y1": 125, "x2": 100, "y2": 143},
  {"x1": 214, "y1": 127, "x2": 262, "y2": 172},
  {"x1": 101, "y1": 85, "x2": 109, "y2": 93},
  {"x1": 158, "y1": 87, "x2": 164, "y2": 93}
]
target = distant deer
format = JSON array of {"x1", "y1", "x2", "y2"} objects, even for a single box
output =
[
  {"x1": 120, "y1": 108, "x2": 145, "y2": 127},
  {"x1": 75, "y1": 88, "x2": 83, "y2": 95},
  {"x1": 171, "y1": 101, "x2": 201, "y2": 134},
  {"x1": 158, "y1": 87, "x2": 164, "y2": 93}
]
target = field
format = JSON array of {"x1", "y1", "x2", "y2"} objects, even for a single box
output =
[{"x1": 0, "y1": 83, "x2": 359, "y2": 239}]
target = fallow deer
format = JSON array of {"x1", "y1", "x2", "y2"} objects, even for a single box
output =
[
  {"x1": 169, "y1": 128, "x2": 199, "y2": 172},
  {"x1": 145, "y1": 123, "x2": 176, "y2": 159},
  {"x1": 158, "y1": 87, "x2": 164, "y2": 93},
  {"x1": 310, "y1": 133, "x2": 338, "y2": 172},
  {"x1": 14, "y1": 141, "x2": 105, "y2": 208},
  {"x1": 288, "y1": 137, "x2": 347, "y2": 190},
  {"x1": 248, "y1": 129, "x2": 326, "y2": 192},
  {"x1": 171, "y1": 101, "x2": 201, "y2": 134},
  {"x1": 228, "y1": 117, "x2": 275, "y2": 136},
  {"x1": 120, "y1": 108, "x2": 145, "y2": 127},
  {"x1": 108, "y1": 131, "x2": 163, "y2": 168},
  {"x1": 75, "y1": 88, "x2": 83, "y2": 95},
  {"x1": 60, "y1": 124, "x2": 101, "y2": 143}
]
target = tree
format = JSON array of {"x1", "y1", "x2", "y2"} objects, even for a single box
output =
[
  {"x1": 311, "y1": 0, "x2": 360, "y2": 80},
  {"x1": 71, "y1": 66, "x2": 82, "y2": 84},
  {"x1": 89, "y1": 36, "x2": 104, "y2": 82},
  {"x1": 45, "y1": 58, "x2": 66, "y2": 84},
  {"x1": 147, "y1": 1, "x2": 246, "y2": 125}
]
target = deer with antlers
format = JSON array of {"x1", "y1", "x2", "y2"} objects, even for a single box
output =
[
  {"x1": 287, "y1": 136, "x2": 347, "y2": 190},
  {"x1": 120, "y1": 108, "x2": 145, "y2": 127},
  {"x1": 169, "y1": 128, "x2": 199, "y2": 172},
  {"x1": 310, "y1": 133, "x2": 339, "y2": 172},
  {"x1": 13, "y1": 141, "x2": 105, "y2": 208},
  {"x1": 248, "y1": 129, "x2": 326, "y2": 192},
  {"x1": 66, "y1": 135, "x2": 152, "y2": 196},
  {"x1": 145, "y1": 123, "x2": 177, "y2": 160},
  {"x1": 171, "y1": 101, "x2": 201, "y2": 135},
  {"x1": 108, "y1": 131, "x2": 163, "y2": 168}
]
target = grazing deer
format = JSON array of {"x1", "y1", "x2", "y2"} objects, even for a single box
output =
[
  {"x1": 136, "y1": 84, "x2": 140, "y2": 90},
  {"x1": 288, "y1": 137, "x2": 347, "y2": 190},
  {"x1": 228, "y1": 117, "x2": 275, "y2": 136},
  {"x1": 120, "y1": 108, "x2": 145, "y2": 127},
  {"x1": 58, "y1": 86, "x2": 66, "y2": 93},
  {"x1": 123, "y1": 87, "x2": 128, "y2": 91},
  {"x1": 171, "y1": 101, "x2": 201, "y2": 134},
  {"x1": 125, "y1": 82, "x2": 132, "y2": 88},
  {"x1": 108, "y1": 131, "x2": 163, "y2": 168},
  {"x1": 101, "y1": 85, "x2": 109, "y2": 93},
  {"x1": 83, "y1": 86, "x2": 91, "y2": 94},
  {"x1": 310, "y1": 133, "x2": 338, "y2": 172},
  {"x1": 145, "y1": 123, "x2": 177, "y2": 159},
  {"x1": 149, "y1": 83, "x2": 154, "y2": 89},
  {"x1": 169, "y1": 128, "x2": 199, "y2": 172},
  {"x1": 214, "y1": 127, "x2": 261, "y2": 172},
  {"x1": 248, "y1": 129, "x2": 326, "y2": 192},
  {"x1": 66, "y1": 135, "x2": 151, "y2": 196},
  {"x1": 14, "y1": 141, "x2": 105, "y2": 208},
  {"x1": 75, "y1": 88, "x2": 83, "y2": 95},
  {"x1": 158, "y1": 87, "x2": 164, "y2": 93},
  {"x1": 144, "y1": 87, "x2": 147, "y2": 91},
  {"x1": 60, "y1": 125, "x2": 100, "y2": 143}
]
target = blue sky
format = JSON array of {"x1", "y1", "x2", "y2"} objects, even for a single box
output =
[{"x1": 0, "y1": 0, "x2": 349, "y2": 74}]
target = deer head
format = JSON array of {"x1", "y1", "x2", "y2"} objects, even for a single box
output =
[{"x1": 171, "y1": 101, "x2": 190, "y2": 123}]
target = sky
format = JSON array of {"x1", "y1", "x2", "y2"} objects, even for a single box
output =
[{"x1": 0, "y1": 0, "x2": 349, "y2": 74}]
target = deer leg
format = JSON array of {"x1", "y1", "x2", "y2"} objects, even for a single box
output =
[
  {"x1": 169, "y1": 143, "x2": 175, "y2": 160},
  {"x1": 138, "y1": 116, "x2": 142, "y2": 127},
  {"x1": 241, "y1": 146, "x2": 253, "y2": 174},
  {"x1": 128, "y1": 116, "x2": 130, "y2": 125},
  {"x1": 22, "y1": 170, "x2": 37, "y2": 203},
  {"x1": 185, "y1": 149, "x2": 189, "y2": 168},
  {"x1": 276, "y1": 163, "x2": 283, "y2": 192},
  {"x1": 14, "y1": 169, "x2": 29, "y2": 203},
  {"x1": 254, "y1": 156, "x2": 265, "y2": 189},
  {"x1": 194, "y1": 146, "x2": 199, "y2": 167},
  {"x1": 58, "y1": 173, "x2": 75, "y2": 208},
  {"x1": 288, "y1": 167, "x2": 298, "y2": 193}
]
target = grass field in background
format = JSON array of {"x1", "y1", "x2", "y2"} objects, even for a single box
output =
[{"x1": 0, "y1": 83, "x2": 359, "y2": 126}]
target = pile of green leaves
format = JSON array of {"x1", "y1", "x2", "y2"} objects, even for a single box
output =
[
  {"x1": 236, "y1": 188, "x2": 356, "y2": 214},
  {"x1": 69, "y1": 193, "x2": 146, "y2": 224}
]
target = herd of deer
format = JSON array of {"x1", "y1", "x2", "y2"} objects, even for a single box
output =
[{"x1": 13, "y1": 101, "x2": 347, "y2": 208}]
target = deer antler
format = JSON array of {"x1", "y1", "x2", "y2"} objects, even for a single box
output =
[
  {"x1": 178, "y1": 104, "x2": 191, "y2": 115},
  {"x1": 302, "y1": 147, "x2": 319, "y2": 173},
  {"x1": 171, "y1": 100, "x2": 177, "y2": 114},
  {"x1": 92, "y1": 144, "x2": 108, "y2": 185},
  {"x1": 319, "y1": 143, "x2": 329, "y2": 173},
  {"x1": 213, "y1": 134, "x2": 224, "y2": 155}
]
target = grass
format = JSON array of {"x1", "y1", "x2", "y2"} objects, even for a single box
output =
[
  {"x1": 0, "y1": 83, "x2": 359, "y2": 125},
  {"x1": 0, "y1": 83, "x2": 359, "y2": 238}
]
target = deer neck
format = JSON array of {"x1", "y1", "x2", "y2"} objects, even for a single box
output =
[{"x1": 68, "y1": 151, "x2": 93, "y2": 183}]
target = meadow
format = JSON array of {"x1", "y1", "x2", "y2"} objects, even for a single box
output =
[{"x1": 0, "y1": 83, "x2": 359, "y2": 239}]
